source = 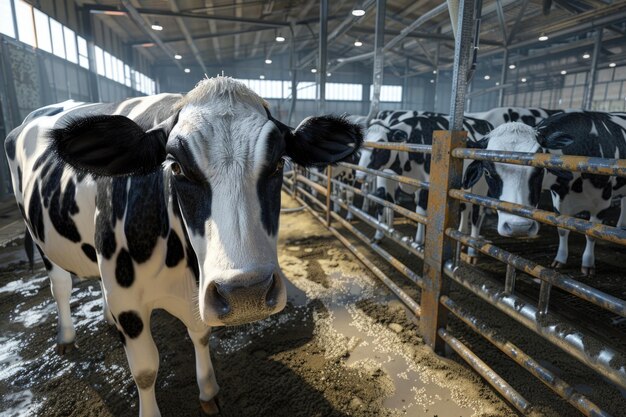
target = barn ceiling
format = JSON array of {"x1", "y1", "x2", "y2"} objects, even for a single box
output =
[{"x1": 76, "y1": 0, "x2": 626, "y2": 77}]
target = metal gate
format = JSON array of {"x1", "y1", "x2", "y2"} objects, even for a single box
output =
[{"x1": 282, "y1": 131, "x2": 626, "y2": 416}]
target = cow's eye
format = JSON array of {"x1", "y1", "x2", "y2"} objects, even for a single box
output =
[
  {"x1": 171, "y1": 162, "x2": 183, "y2": 176},
  {"x1": 272, "y1": 159, "x2": 285, "y2": 176}
]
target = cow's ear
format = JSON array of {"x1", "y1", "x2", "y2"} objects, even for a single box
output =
[
  {"x1": 50, "y1": 114, "x2": 170, "y2": 176},
  {"x1": 539, "y1": 131, "x2": 573, "y2": 150},
  {"x1": 283, "y1": 115, "x2": 363, "y2": 167},
  {"x1": 467, "y1": 136, "x2": 489, "y2": 149},
  {"x1": 463, "y1": 160, "x2": 484, "y2": 189}
]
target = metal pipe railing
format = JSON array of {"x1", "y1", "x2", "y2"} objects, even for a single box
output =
[
  {"x1": 437, "y1": 327, "x2": 532, "y2": 415},
  {"x1": 446, "y1": 229, "x2": 626, "y2": 318},
  {"x1": 441, "y1": 295, "x2": 612, "y2": 417},
  {"x1": 338, "y1": 162, "x2": 430, "y2": 189},
  {"x1": 362, "y1": 142, "x2": 433, "y2": 154},
  {"x1": 452, "y1": 148, "x2": 626, "y2": 178},
  {"x1": 296, "y1": 173, "x2": 327, "y2": 196},
  {"x1": 450, "y1": 189, "x2": 626, "y2": 246},
  {"x1": 444, "y1": 262, "x2": 626, "y2": 390}
]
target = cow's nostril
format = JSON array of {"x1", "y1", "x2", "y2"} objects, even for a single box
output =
[
  {"x1": 206, "y1": 282, "x2": 230, "y2": 317},
  {"x1": 503, "y1": 222, "x2": 512, "y2": 234},
  {"x1": 265, "y1": 273, "x2": 281, "y2": 308}
]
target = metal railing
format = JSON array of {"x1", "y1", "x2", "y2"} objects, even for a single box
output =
[{"x1": 283, "y1": 131, "x2": 626, "y2": 416}]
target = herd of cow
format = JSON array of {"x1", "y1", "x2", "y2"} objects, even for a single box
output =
[
  {"x1": 324, "y1": 107, "x2": 626, "y2": 277},
  {"x1": 3, "y1": 76, "x2": 626, "y2": 416}
]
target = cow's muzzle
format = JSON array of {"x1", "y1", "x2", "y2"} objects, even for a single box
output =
[
  {"x1": 499, "y1": 218, "x2": 539, "y2": 237},
  {"x1": 203, "y1": 271, "x2": 285, "y2": 326}
]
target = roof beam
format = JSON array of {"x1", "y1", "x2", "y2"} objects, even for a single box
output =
[
  {"x1": 129, "y1": 26, "x2": 273, "y2": 46},
  {"x1": 170, "y1": 0, "x2": 207, "y2": 74},
  {"x1": 204, "y1": 0, "x2": 222, "y2": 64}
]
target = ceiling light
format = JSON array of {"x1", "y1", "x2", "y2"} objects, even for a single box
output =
[
  {"x1": 327, "y1": 72, "x2": 331, "y2": 77},
  {"x1": 521, "y1": 77, "x2": 527, "y2": 82},
  {"x1": 495, "y1": 82, "x2": 500, "y2": 86},
  {"x1": 151, "y1": 22, "x2": 163, "y2": 31},
  {"x1": 432, "y1": 70, "x2": 437, "y2": 74},
  {"x1": 275, "y1": 35, "x2": 285, "y2": 42},
  {"x1": 430, "y1": 79, "x2": 434, "y2": 83},
  {"x1": 352, "y1": 9, "x2": 365, "y2": 17},
  {"x1": 609, "y1": 62, "x2": 616, "y2": 68},
  {"x1": 354, "y1": 40, "x2": 363, "y2": 47},
  {"x1": 174, "y1": 54, "x2": 182, "y2": 60},
  {"x1": 509, "y1": 64, "x2": 516, "y2": 69},
  {"x1": 583, "y1": 53, "x2": 590, "y2": 59},
  {"x1": 311, "y1": 68, "x2": 317, "y2": 73},
  {"x1": 560, "y1": 70, "x2": 567, "y2": 75},
  {"x1": 265, "y1": 59, "x2": 272, "y2": 64},
  {"x1": 538, "y1": 33, "x2": 548, "y2": 41},
  {"x1": 184, "y1": 68, "x2": 190, "y2": 73},
  {"x1": 260, "y1": 75, "x2": 265, "y2": 79},
  {"x1": 484, "y1": 75, "x2": 490, "y2": 80}
]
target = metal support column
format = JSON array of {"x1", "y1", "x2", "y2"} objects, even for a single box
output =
[
  {"x1": 583, "y1": 28, "x2": 602, "y2": 110},
  {"x1": 80, "y1": 7, "x2": 100, "y2": 102},
  {"x1": 318, "y1": 0, "x2": 328, "y2": 115},
  {"x1": 367, "y1": 0, "x2": 386, "y2": 120},
  {"x1": 287, "y1": 22, "x2": 297, "y2": 126},
  {"x1": 420, "y1": 0, "x2": 475, "y2": 353},
  {"x1": 498, "y1": 48, "x2": 508, "y2": 107}
]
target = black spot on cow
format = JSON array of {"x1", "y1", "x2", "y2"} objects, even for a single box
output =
[
  {"x1": 172, "y1": 175, "x2": 213, "y2": 237},
  {"x1": 614, "y1": 177, "x2": 626, "y2": 192},
  {"x1": 529, "y1": 168, "x2": 545, "y2": 206},
  {"x1": 460, "y1": 203, "x2": 467, "y2": 211},
  {"x1": 483, "y1": 162, "x2": 503, "y2": 199},
  {"x1": 257, "y1": 131, "x2": 284, "y2": 237},
  {"x1": 571, "y1": 178, "x2": 583, "y2": 193},
  {"x1": 389, "y1": 155, "x2": 402, "y2": 175},
  {"x1": 112, "y1": 178, "x2": 128, "y2": 221},
  {"x1": 417, "y1": 189, "x2": 429, "y2": 211},
  {"x1": 165, "y1": 231, "x2": 184, "y2": 267},
  {"x1": 17, "y1": 166, "x2": 22, "y2": 194},
  {"x1": 27, "y1": 182, "x2": 45, "y2": 242},
  {"x1": 602, "y1": 182, "x2": 613, "y2": 200},
  {"x1": 95, "y1": 178, "x2": 119, "y2": 259},
  {"x1": 115, "y1": 249, "x2": 134, "y2": 287},
  {"x1": 404, "y1": 160, "x2": 412, "y2": 172},
  {"x1": 550, "y1": 177, "x2": 570, "y2": 200},
  {"x1": 119, "y1": 311, "x2": 143, "y2": 338},
  {"x1": 125, "y1": 171, "x2": 169, "y2": 263},
  {"x1": 530, "y1": 109, "x2": 541, "y2": 117},
  {"x1": 471, "y1": 204, "x2": 480, "y2": 225},
  {"x1": 81, "y1": 243, "x2": 97, "y2": 263}
]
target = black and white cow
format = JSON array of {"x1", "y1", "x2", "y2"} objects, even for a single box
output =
[
  {"x1": 5, "y1": 77, "x2": 362, "y2": 416},
  {"x1": 463, "y1": 112, "x2": 626, "y2": 276}
]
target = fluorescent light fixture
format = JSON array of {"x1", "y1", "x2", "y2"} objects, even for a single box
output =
[
  {"x1": 560, "y1": 70, "x2": 567, "y2": 75},
  {"x1": 265, "y1": 59, "x2": 272, "y2": 64},
  {"x1": 521, "y1": 77, "x2": 527, "y2": 82},
  {"x1": 430, "y1": 79, "x2": 434, "y2": 83},
  {"x1": 275, "y1": 35, "x2": 285, "y2": 42},
  {"x1": 509, "y1": 64, "x2": 516, "y2": 69},
  {"x1": 174, "y1": 54, "x2": 182, "y2": 60},
  {"x1": 151, "y1": 22, "x2": 163, "y2": 31},
  {"x1": 538, "y1": 33, "x2": 548, "y2": 41},
  {"x1": 184, "y1": 68, "x2": 190, "y2": 73},
  {"x1": 311, "y1": 68, "x2": 317, "y2": 73},
  {"x1": 495, "y1": 82, "x2": 500, "y2": 86},
  {"x1": 484, "y1": 75, "x2": 490, "y2": 80},
  {"x1": 327, "y1": 72, "x2": 331, "y2": 77},
  {"x1": 354, "y1": 40, "x2": 363, "y2": 47},
  {"x1": 609, "y1": 62, "x2": 616, "y2": 68},
  {"x1": 260, "y1": 75, "x2": 265, "y2": 79},
  {"x1": 352, "y1": 9, "x2": 365, "y2": 17},
  {"x1": 433, "y1": 70, "x2": 437, "y2": 74},
  {"x1": 583, "y1": 53, "x2": 590, "y2": 59}
]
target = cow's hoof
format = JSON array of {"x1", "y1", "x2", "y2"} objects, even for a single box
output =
[
  {"x1": 550, "y1": 260, "x2": 565, "y2": 269},
  {"x1": 200, "y1": 397, "x2": 221, "y2": 416},
  {"x1": 581, "y1": 266, "x2": 596, "y2": 277},
  {"x1": 56, "y1": 342, "x2": 76, "y2": 355}
]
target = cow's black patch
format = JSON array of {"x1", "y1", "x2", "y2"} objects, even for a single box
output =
[
  {"x1": 115, "y1": 249, "x2": 134, "y2": 287},
  {"x1": 417, "y1": 189, "x2": 429, "y2": 211},
  {"x1": 571, "y1": 178, "x2": 583, "y2": 193},
  {"x1": 471, "y1": 204, "x2": 480, "y2": 225},
  {"x1": 39, "y1": 247, "x2": 53, "y2": 271},
  {"x1": 528, "y1": 168, "x2": 545, "y2": 207},
  {"x1": 550, "y1": 177, "x2": 570, "y2": 200},
  {"x1": 48, "y1": 178, "x2": 81, "y2": 243},
  {"x1": 172, "y1": 177, "x2": 212, "y2": 237},
  {"x1": 27, "y1": 182, "x2": 45, "y2": 242},
  {"x1": 95, "y1": 178, "x2": 118, "y2": 259},
  {"x1": 125, "y1": 171, "x2": 169, "y2": 263},
  {"x1": 602, "y1": 182, "x2": 613, "y2": 200},
  {"x1": 404, "y1": 160, "x2": 412, "y2": 172},
  {"x1": 17, "y1": 166, "x2": 22, "y2": 194},
  {"x1": 118, "y1": 311, "x2": 143, "y2": 338},
  {"x1": 369, "y1": 148, "x2": 391, "y2": 170},
  {"x1": 81, "y1": 243, "x2": 97, "y2": 263},
  {"x1": 257, "y1": 129, "x2": 285, "y2": 236},
  {"x1": 165, "y1": 231, "x2": 184, "y2": 267},
  {"x1": 389, "y1": 155, "x2": 402, "y2": 175},
  {"x1": 483, "y1": 162, "x2": 503, "y2": 199}
]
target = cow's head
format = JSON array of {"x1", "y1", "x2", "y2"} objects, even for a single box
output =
[
  {"x1": 50, "y1": 77, "x2": 362, "y2": 326},
  {"x1": 355, "y1": 120, "x2": 408, "y2": 181},
  {"x1": 463, "y1": 122, "x2": 572, "y2": 238}
]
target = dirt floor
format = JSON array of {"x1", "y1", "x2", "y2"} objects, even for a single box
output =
[{"x1": 0, "y1": 189, "x2": 625, "y2": 417}]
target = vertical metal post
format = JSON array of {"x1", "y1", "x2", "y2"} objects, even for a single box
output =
[
  {"x1": 318, "y1": 0, "x2": 328, "y2": 115},
  {"x1": 498, "y1": 48, "x2": 508, "y2": 107},
  {"x1": 583, "y1": 28, "x2": 602, "y2": 110},
  {"x1": 326, "y1": 165, "x2": 332, "y2": 226},
  {"x1": 433, "y1": 40, "x2": 441, "y2": 111},
  {"x1": 402, "y1": 57, "x2": 409, "y2": 108},
  {"x1": 80, "y1": 7, "x2": 100, "y2": 102},
  {"x1": 420, "y1": 0, "x2": 475, "y2": 354},
  {"x1": 287, "y1": 23, "x2": 297, "y2": 126},
  {"x1": 367, "y1": 0, "x2": 386, "y2": 120},
  {"x1": 538, "y1": 281, "x2": 552, "y2": 317},
  {"x1": 504, "y1": 264, "x2": 516, "y2": 294}
]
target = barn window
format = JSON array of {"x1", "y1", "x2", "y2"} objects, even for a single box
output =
[
  {"x1": 15, "y1": 0, "x2": 36, "y2": 48},
  {"x1": 326, "y1": 83, "x2": 363, "y2": 101},
  {"x1": 124, "y1": 65, "x2": 131, "y2": 87},
  {"x1": 63, "y1": 27, "x2": 78, "y2": 64},
  {"x1": 0, "y1": 0, "x2": 16, "y2": 38},
  {"x1": 33, "y1": 9, "x2": 51, "y2": 53},
  {"x1": 77, "y1": 36, "x2": 89, "y2": 69},
  {"x1": 370, "y1": 85, "x2": 403, "y2": 102},
  {"x1": 296, "y1": 82, "x2": 317, "y2": 100},
  {"x1": 49, "y1": 18, "x2": 66, "y2": 59},
  {"x1": 104, "y1": 51, "x2": 113, "y2": 79},
  {"x1": 95, "y1": 46, "x2": 105, "y2": 76}
]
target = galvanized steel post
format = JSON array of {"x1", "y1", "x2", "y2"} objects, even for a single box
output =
[
  {"x1": 421, "y1": 0, "x2": 475, "y2": 353},
  {"x1": 326, "y1": 165, "x2": 332, "y2": 226},
  {"x1": 583, "y1": 28, "x2": 602, "y2": 110},
  {"x1": 318, "y1": 0, "x2": 328, "y2": 115},
  {"x1": 367, "y1": 0, "x2": 386, "y2": 120}
]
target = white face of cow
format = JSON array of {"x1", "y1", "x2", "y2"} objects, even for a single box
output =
[
  {"x1": 166, "y1": 95, "x2": 286, "y2": 326},
  {"x1": 356, "y1": 122, "x2": 408, "y2": 181},
  {"x1": 465, "y1": 123, "x2": 542, "y2": 237}
]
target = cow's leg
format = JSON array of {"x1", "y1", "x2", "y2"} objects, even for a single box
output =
[
  {"x1": 373, "y1": 177, "x2": 393, "y2": 242},
  {"x1": 581, "y1": 215, "x2": 599, "y2": 277},
  {"x1": 414, "y1": 189, "x2": 428, "y2": 249},
  {"x1": 467, "y1": 205, "x2": 485, "y2": 262},
  {"x1": 99, "y1": 280, "x2": 115, "y2": 325},
  {"x1": 361, "y1": 179, "x2": 370, "y2": 212},
  {"x1": 617, "y1": 196, "x2": 626, "y2": 227},
  {"x1": 551, "y1": 228, "x2": 570, "y2": 269},
  {"x1": 188, "y1": 328, "x2": 220, "y2": 416},
  {"x1": 345, "y1": 187, "x2": 355, "y2": 221},
  {"x1": 43, "y1": 255, "x2": 76, "y2": 354}
]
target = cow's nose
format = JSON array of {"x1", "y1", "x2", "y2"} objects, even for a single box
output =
[
  {"x1": 502, "y1": 220, "x2": 538, "y2": 237},
  {"x1": 205, "y1": 273, "x2": 283, "y2": 325}
]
